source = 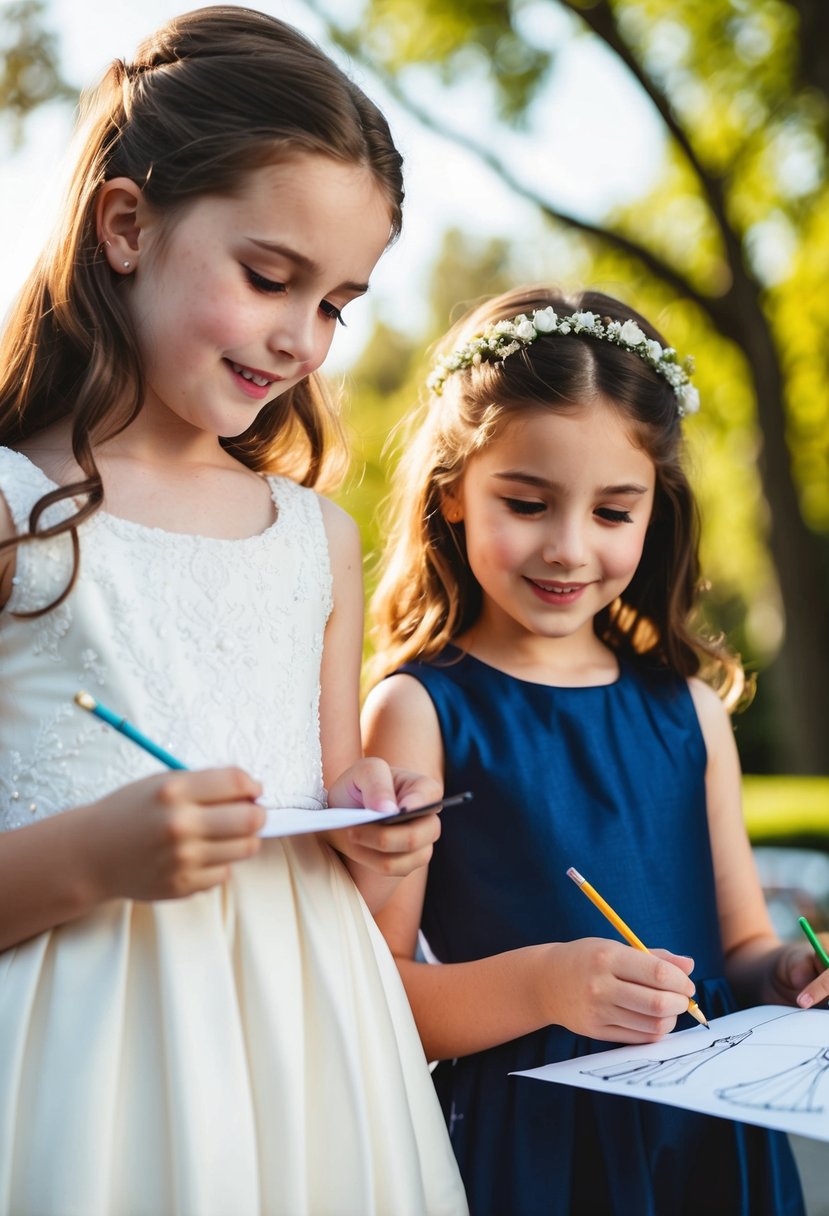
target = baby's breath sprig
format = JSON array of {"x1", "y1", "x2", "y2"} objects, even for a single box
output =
[{"x1": 427, "y1": 307, "x2": 700, "y2": 417}]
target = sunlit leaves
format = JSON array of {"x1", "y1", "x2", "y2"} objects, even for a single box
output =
[
  {"x1": 342, "y1": 0, "x2": 553, "y2": 121},
  {"x1": 0, "y1": 0, "x2": 73, "y2": 145}
]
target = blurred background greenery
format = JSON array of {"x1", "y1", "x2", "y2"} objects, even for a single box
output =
[{"x1": 1, "y1": 0, "x2": 827, "y2": 788}]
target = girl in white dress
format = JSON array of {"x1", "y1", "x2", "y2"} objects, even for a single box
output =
[{"x1": 0, "y1": 8, "x2": 467, "y2": 1215}]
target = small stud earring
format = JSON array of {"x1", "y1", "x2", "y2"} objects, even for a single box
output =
[{"x1": 123, "y1": 261, "x2": 131, "y2": 269}]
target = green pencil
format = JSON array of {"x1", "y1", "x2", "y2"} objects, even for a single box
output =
[{"x1": 798, "y1": 916, "x2": 829, "y2": 970}]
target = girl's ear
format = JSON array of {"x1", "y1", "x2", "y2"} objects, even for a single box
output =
[
  {"x1": 441, "y1": 489, "x2": 464, "y2": 524},
  {"x1": 96, "y1": 177, "x2": 145, "y2": 275}
]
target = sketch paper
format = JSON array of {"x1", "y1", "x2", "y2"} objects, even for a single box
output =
[
  {"x1": 259, "y1": 805, "x2": 396, "y2": 838},
  {"x1": 513, "y1": 1006, "x2": 829, "y2": 1142}
]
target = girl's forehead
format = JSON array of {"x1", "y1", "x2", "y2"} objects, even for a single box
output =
[
  {"x1": 187, "y1": 155, "x2": 388, "y2": 226},
  {"x1": 486, "y1": 398, "x2": 639, "y2": 448},
  {"x1": 466, "y1": 402, "x2": 656, "y2": 481},
  {"x1": 162, "y1": 153, "x2": 393, "y2": 277}
]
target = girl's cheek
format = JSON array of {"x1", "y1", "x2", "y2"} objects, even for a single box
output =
[{"x1": 607, "y1": 528, "x2": 649, "y2": 579}]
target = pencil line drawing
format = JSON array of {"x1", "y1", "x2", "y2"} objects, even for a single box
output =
[
  {"x1": 716, "y1": 1047, "x2": 829, "y2": 1114},
  {"x1": 579, "y1": 1010, "x2": 829, "y2": 1116},
  {"x1": 513, "y1": 1006, "x2": 829, "y2": 1142},
  {"x1": 582, "y1": 1031, "x2": 752, "y2": 1087}
]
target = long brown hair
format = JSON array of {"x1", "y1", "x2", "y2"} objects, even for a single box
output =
[
  {"x1": 369, "y1": 285, "x2": 748, "y2": 705},
  {"x1": 0, "y1": 5, "x2": 404, "y2": 613}
]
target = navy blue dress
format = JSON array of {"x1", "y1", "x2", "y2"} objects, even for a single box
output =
[{"x1": 401, "y1": 649, "x2": 804, "y2": 1216}]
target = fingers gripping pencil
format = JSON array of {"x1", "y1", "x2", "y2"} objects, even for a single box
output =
[
  {"x1": 74, "y1": 691, "x2": 188, "y2": 770},
  {"x1": 567, "y1": 866, "x2": 710, "y2": 1029}
]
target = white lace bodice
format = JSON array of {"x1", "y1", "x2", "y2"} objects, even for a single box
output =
[{"x1": 0, "y1": 447, "x2": 333, "y2": 830}]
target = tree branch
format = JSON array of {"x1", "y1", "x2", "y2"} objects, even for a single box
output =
[
  {"x1": 558, "y1": 0, "x2": 747, "y2": 284},
  {"x1": 304, "y1": 1, "x2": 712, "y2": 310}
]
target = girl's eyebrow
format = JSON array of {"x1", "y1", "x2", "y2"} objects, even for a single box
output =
[
  {"x1": 246, "y1": 237, "x2": 370, "y2": 295},
  {"x1": 493, "y1": 471, "x2": 649, "y2": 496}
]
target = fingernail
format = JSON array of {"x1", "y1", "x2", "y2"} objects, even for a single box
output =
[
  {"x1": 798, "y1": 993, "x2": 814, "y2": 1009},
  {"x1": 377, "y1": 799, "x2": 398, "y2": 815}
]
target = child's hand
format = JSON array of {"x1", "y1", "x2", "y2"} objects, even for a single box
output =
[
  {"x1": 324, "y1": 757, "x2": 442, "y2": 879},
  {"x1": 542, "y1": 938, "x2": 697, "y2": 1043},
  {"x1": 81, "y1": 767, "x2": 265, "y2": 902},
  {"x1": 771, "y1": 940, "x2": 829, "y2": 1009}
]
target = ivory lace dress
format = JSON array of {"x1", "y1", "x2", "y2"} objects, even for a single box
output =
[{"x1": 0, "y1": 447, "x2": 467, "y2": 1216}]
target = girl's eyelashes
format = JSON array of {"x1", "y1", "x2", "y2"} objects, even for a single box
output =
[
  {"x1": 503, "y1": 497, "x2": 545, "y2": 516},
  {"x1": 320, "y1": 300, "x2": 347, "y2": 327},
  {"x1": 504, "y1": 498, "x2": 633, "y2": 525},
  {"x1": 244, "y1": 265, "x2": 286, "y2": 294},
  {"x1": 596, "y1": 507, "x2": 633, "y2": 524},
  {"x1": 243, "y1": 266, "x2": 347, "y2": 326}
]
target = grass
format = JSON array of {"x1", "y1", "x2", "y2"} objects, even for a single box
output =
[{"x1": 743, "y1": 776, "x2": 829, "y2": 851}]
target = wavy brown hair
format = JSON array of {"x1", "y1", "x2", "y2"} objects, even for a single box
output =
[
  {"x1": 0, "y1": 5, "x2": 403, "y2": 614},
  {"x1": 369, "y1": 285, "x2": 748, "y2": 707}
]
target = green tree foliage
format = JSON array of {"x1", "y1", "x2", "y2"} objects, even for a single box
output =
[
  {"x1": 0, "y1": 0, "x2": 73, "y2": 145},
  {"x1": 310, "y1": 0, "x2": 829, "y2": 773}
]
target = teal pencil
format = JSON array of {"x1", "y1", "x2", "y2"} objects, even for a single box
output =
[{"x1": 74, "y1": 691, "x2": 188, "y2": 770}]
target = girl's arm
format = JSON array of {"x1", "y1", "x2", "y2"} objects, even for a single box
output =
[
  {"x1": 691, "y1": 679, "x2": 829, "y2": 1009},
  {"x1": 0, "y1": 770, "x2": 266, "y2": 951},
  {"x1": 363, "y1": 673, "x2": 696, "y2": 1061},
  {"x1": 316, "y1": 499, "x2": 441, "y2": 913}
]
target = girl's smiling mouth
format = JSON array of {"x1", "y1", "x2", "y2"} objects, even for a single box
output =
[
  {"x1": 526, "y1": 578, "x2": 589, "y2": 604},
  {"x1": 226, "y1": 358, "x2": 281, "y2": 388}
]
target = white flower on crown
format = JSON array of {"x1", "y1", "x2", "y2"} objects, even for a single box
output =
[
  {"x1": 427, "y1": 302, "x2": 700, "y2": 417},
  {"x1": 618, "y1": 320, "x2": 646, "y2": 346},
  {"x1": 533, "y1": 307, "x2": 557, "y2": 332},
  {"x1": 677, "y1": 383, "x2": 700, "y2": 414}
]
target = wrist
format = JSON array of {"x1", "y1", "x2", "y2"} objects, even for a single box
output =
[
  {"x1": 525, "y1": 941, "x2": 566, "y2": 1029},
  {"x1": 62, "y1": 801, "x2": 112, "y2": 910}
]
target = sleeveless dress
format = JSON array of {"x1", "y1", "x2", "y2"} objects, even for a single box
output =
[
  {"x1": 0, "y1": 447, "x2": 468, "y2": 1216},
  {"x1": 400, "y1": 648, "x2": 804, "y2": 1216}
]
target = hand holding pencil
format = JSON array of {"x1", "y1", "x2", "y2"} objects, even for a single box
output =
[
  {"x1": 551, "y1": 865, "x2": 705, "y2": 1045},
  {"x1": 567, "y1": 867, "x2": 709, "y2": 1028}
]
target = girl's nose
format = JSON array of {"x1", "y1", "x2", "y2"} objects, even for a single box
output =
[
  {"x1": 542, "y1": 519, "x2": 586, "y2": 569},
  {"x1": 267, "y1": 302, "x2": 321, "y2": 367}
]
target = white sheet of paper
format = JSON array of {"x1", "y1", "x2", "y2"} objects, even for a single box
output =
[
  {"x1": 513, "y1": 1006, "x2": 829, "y2": 1142},
  {"x1": 259, "y1": 805, "x2": 393, "y2": 838}
]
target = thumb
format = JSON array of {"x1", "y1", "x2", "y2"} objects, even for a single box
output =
[{"x1": 335, "y1": 757, "x2": 398, "y2": 814}]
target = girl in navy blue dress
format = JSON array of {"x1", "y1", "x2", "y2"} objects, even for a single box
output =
[{"x1": 362, "y1": 285, "x2": 827, "y2": 1215}]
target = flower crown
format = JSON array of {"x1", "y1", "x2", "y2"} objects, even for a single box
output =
[{"x1": 427, "y1": 306, "x2": 700, "y2": 416}]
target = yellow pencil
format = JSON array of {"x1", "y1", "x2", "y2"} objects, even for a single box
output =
[{"x1": 567, "y1": 866, "x2": 710, "y2": 1029}]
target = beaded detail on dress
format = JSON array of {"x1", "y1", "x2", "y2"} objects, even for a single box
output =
[{"x1": 0, "y1": 446, "x2": 333, "y2": 830}]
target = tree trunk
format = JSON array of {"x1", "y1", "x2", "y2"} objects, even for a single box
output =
[{"x1": 709, "y1": 275, "x2": 829, "y2": 772}]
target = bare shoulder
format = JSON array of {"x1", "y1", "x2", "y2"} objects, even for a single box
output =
[
  {"x1": 688, "y1": 676, "x2": 729, "y2": 727},
  {"x1": 687, "y1": 676, "x2": 738, "y2": 768},
  {"x1": 316, "y1": 495, "x2": 361, "y2": 571},
  {"x1": 363, "y1": 671, "x2": 438, "y2": 732},
  {"x1": 362, "y1": 673, "x2": 443, "y2": 779},
  {"x1": 317, "y1": 494, "x2": 359, "y2": 546}
]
